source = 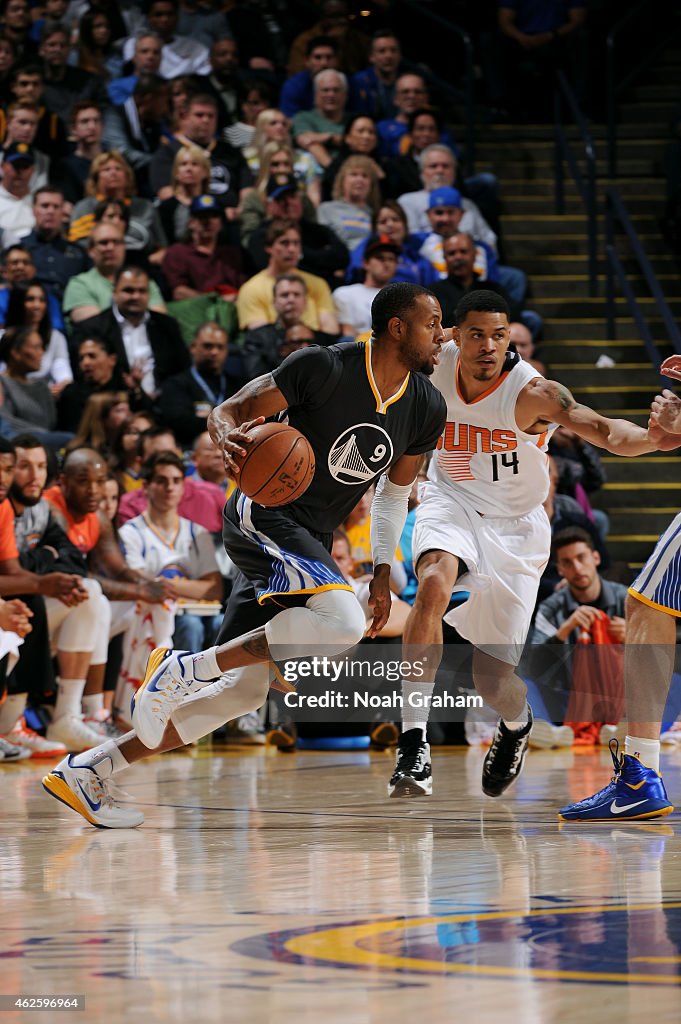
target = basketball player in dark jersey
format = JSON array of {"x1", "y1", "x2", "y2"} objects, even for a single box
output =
[{"x1": 43, "y1": 282, "x2": 448, "y2": 827}]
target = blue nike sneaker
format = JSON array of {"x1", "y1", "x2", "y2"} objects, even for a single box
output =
[{"x1": 559, "y1": 740, "x2": 674, "y2": 821}]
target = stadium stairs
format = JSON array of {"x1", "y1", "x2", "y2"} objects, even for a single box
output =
[{"x1": 474, "y1": 51, "x2": 681, "y2": 571}]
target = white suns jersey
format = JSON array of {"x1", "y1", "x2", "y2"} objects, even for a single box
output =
[{"x1": 428, "y1": 342, "x2": 555, "y2": 517}]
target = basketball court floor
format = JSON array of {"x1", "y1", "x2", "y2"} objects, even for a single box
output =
[{"x1": 3, "y1": 744, "x2": 681, "y2": 1023}]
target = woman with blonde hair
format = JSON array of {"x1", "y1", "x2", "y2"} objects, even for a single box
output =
[
  {"x1": 69, "y1": 150, "x2": 167, "y2": 262},
  {"x1": 157, "y1": 145, "x2": 212, "y2": 244},
  {"x1": 66, "y1": 391, "x2": 131, "y2": 457},
  {"x1": 317, "y1": 155, "x2": 382, "y2": 252},
  {"x1": 244, "y1": 111, "x2": 321, "y2": 204},
  {"x1": 240, "y1": 143, "x2": 319, "y2": 247}
]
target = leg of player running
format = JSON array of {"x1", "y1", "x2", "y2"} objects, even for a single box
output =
[
  {"x1": 623, "y1": 594, "x2": 676, "y2": 760},
  {"x1": 559, "y1": 592, "x2": 675, "y2": 822},
  {"x1": 130, "y1": 588, "x2": 365, "y2": 750},
  {"x1": 42, "y1": 662, "x2": 274, "y2": 828},
  {"x1": 472, "y1": 648, "x2": 533, "y2": 798},
  {"x1": 389, "y1": 550, "x2": 460, "y2": 798}
]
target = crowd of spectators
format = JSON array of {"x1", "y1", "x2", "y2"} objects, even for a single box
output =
[{"x1": 0, "y1": 0, "x2": 633, "y2": 760}]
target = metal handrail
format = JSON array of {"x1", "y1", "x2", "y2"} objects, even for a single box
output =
[
  {"x1": 604, "y1": 187, "x2": 681, "y2": 373},
  {"x1": 553, "y1": 70, "x2": 598, "y2": 296},
  {"x1": 391, "y1": 0, "x2": 475, "y2": 176},
  {"x1": 606, "y1": 1, "x2": 679, "y2": 177}
]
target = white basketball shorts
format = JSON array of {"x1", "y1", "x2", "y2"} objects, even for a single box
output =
[{"x1": 412, "y1": 483, "x2": 551, "y2": 665}]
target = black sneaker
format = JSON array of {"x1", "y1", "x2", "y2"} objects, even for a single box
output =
[
  {"x1": 482, "y1": 706, "x2": 533, "y2": 798},
  {"x1": 388, "y1": 728, "x2": 432, "y2": 797}
]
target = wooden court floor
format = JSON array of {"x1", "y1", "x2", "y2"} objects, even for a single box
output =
[{"x1": 3, "y1": 743, "x2": 681, "y2": 1024}]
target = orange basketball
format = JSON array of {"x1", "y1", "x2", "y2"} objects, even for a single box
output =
[{"x1": 236, "y1": 422, "x2": 315, "y2": 507}]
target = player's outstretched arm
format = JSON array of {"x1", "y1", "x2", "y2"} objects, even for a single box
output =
[
  {"x1": 208, "y1": 373, "x2": 289, "y2": 477},
  {"x1": 518, "y1": 378, "x2": 670, "y2": 455}
]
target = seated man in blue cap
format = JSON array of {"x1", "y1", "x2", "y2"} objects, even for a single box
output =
[{"x1": 161, "y1": 194, "x2": 246, "y2": 301}]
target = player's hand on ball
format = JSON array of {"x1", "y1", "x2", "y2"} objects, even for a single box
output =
[
  {"x1": 220, "y1": 416, "x2": 266, "y2": 477},
  {"x1": 367, "y1": 566, "x2": 392, "y2": 638}
]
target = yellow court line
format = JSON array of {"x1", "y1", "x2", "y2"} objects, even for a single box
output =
[{"x1": 285, "y1": 903, "x2": 681, "y2": 984}]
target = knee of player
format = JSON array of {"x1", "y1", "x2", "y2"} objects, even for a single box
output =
[
  {"x1": 307, "y1": 588, "x2": 366, "y2": 649},
  {"x1": 415, "y1": 562, "x2": 457, "y2": 612}
]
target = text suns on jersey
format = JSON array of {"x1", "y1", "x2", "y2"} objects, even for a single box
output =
[
  {"x1": 328, "y1": 423, "x2": 394, "y2": 485},
  {"x1": 435, "y1": 419, "x2": 544, "y2": 484}
]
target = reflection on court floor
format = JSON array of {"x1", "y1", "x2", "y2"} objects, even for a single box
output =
[{"x1": 2, "y1": 745, "x2": 681, "y2": 1023}]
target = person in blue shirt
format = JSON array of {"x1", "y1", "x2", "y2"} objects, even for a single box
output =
[
  {"x1": 0, "y1": 244, "x2": 65, "y2": 330},
  {"x1": 279, "y1": 36, "x2": 338, "y2": 119},
  {"x1": 349, "y1": 30, "x2": 405, "y2": 122}
]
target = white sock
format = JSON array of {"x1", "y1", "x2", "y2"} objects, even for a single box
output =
[
  {"x1": 625, "y1": 734, "x2": 660, "y2": 772},
  {"x1": 0, "y1": 693, "x2": 26, "y2": 733},
  {"x1": 82, "y1": 693, "x2": 104, "y2": 717},
  {"x1": 192, "y1": 647, "x2": 221, "y2": 683},
  {"x1": 71, "y1": 735, "x2": 133, "y2": 777},
  {"x1": 401, "y1": 679, "x2": 433, "y2": 739},
  {"x1": 503, "y1": 702, "x2": 530, "y2": 732},
  {"x1": 53, "y1": 678, "x2": 86, "y2": 720}
]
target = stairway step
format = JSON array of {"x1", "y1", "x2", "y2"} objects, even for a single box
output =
[
  {"x1": 520, "y1": 254, "x2": 678, "y2": 276},
  {"x1": 531, "y1": 296, "x2": 681, "y2": 318},
  {"x1": 630, "y1": 83, "x2": 681, "y2": 100},
  {"x1": 503, "y1": 194, "x2": 661, "y2": 215},
  {"x1": 541, "y1": 345, "x2": 655, "y2": 365},
  {"x1": 502, "y1": 214, "x2": 661, "y2": 236},
  {"x1": 618, "y1": 100, "x2": 679, "y2": 122},
  {"x1": 607, "y1": 538, "x2": 659, "y2": 562},
  {"x1": 481, "y1": 123, "x2": 669, "y2": 141},
  {"x1": 548, "y1": 368, "x2": 661, "y2": 388},
  {"x1": 600, "y1": 456, "x2": 680, "y2": 483},
  {"x1": 543, "y1": 319, "x2": 650, "y2": 341},
  {"x1": 499, "y1": 158, "x2": 660, "y2": 178},
  {"x1": 529, "y1": 273, "x2": 680, "y2": 297},
  {"x1": 609, "y1": 510, "x2": 679, "y2": 534},
  {"x1": 595, "y1": 481, "x2": 681, "y2": 507}
]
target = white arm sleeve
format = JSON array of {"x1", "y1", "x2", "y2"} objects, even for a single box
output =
[{"x1": 370, "y1": 473, "x2": 412, "y2": 569}]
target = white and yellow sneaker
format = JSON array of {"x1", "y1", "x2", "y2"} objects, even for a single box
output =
[
  {"x1": 42, "y1": 755, "x2": 144, "y2": 829},
  {"x1": 131, "y1": 648, "x2": 194, "y2": 750}
]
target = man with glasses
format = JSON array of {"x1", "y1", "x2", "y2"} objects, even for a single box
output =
[
  {"x1": 62, "y1": 224, "x2": 166, "y2": 325},
  {"x1": 376, "y1": 73, "x2": 429, "y2": 158}
]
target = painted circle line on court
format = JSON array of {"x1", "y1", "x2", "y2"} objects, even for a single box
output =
[{"x1": 233, "y1": 903, "x2": 681, "y2": 984}]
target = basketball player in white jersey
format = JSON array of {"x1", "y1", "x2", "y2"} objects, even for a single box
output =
[
  {"x1": 389, "y1": 290, "x2": 679, "y2": 800},
  {"x1": 560, "y1": 372, "x2": 681, "y2": 820}
]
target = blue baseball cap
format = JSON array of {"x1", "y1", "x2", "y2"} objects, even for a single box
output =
[
  {"x1": 428, "y1": 186, "x2": 462, "y2": 210},
  {"x1": 189, "y1": 194, "x2": 222, "y2": 216}
]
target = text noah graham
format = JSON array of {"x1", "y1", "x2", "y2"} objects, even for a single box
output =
[{"x1": 283, "y1": 690, "x2": 484, "y2": 709}]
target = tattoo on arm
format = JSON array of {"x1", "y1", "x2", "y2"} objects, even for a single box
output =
[
  {"x1": 551, "y1": 382, "x2": 576, "y2": 411},
  {"x1": 245, "y1": 374, "x2": 275, "y2": 399},
  {"x1": 242, "y1": 631, "x2": 270, "y2": 659}
]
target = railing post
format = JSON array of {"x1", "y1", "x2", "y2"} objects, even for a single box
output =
[
  {"x1": 607, "y1": 35, "x2": 616, "y2": 178},
  {"x1": 463, "y1": 36, "x2": 475, "y2": 178},
  {"x1": 605, "y1": 193, "x2": 616, "y2": 339},
  {"x1": 553, "y1": 83, "x2": 564, "y2": 216},
  {"x1": 586, "y1": 145, "x2": 597, "y2": 297}
]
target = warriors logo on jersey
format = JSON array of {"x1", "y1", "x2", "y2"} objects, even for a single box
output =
[
  {"x1": 269, "y1": 341, "x2": 446, "y2": 533},
  {"x1": 328, "y1": 423, "x2": 394, "y2": 485}
]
